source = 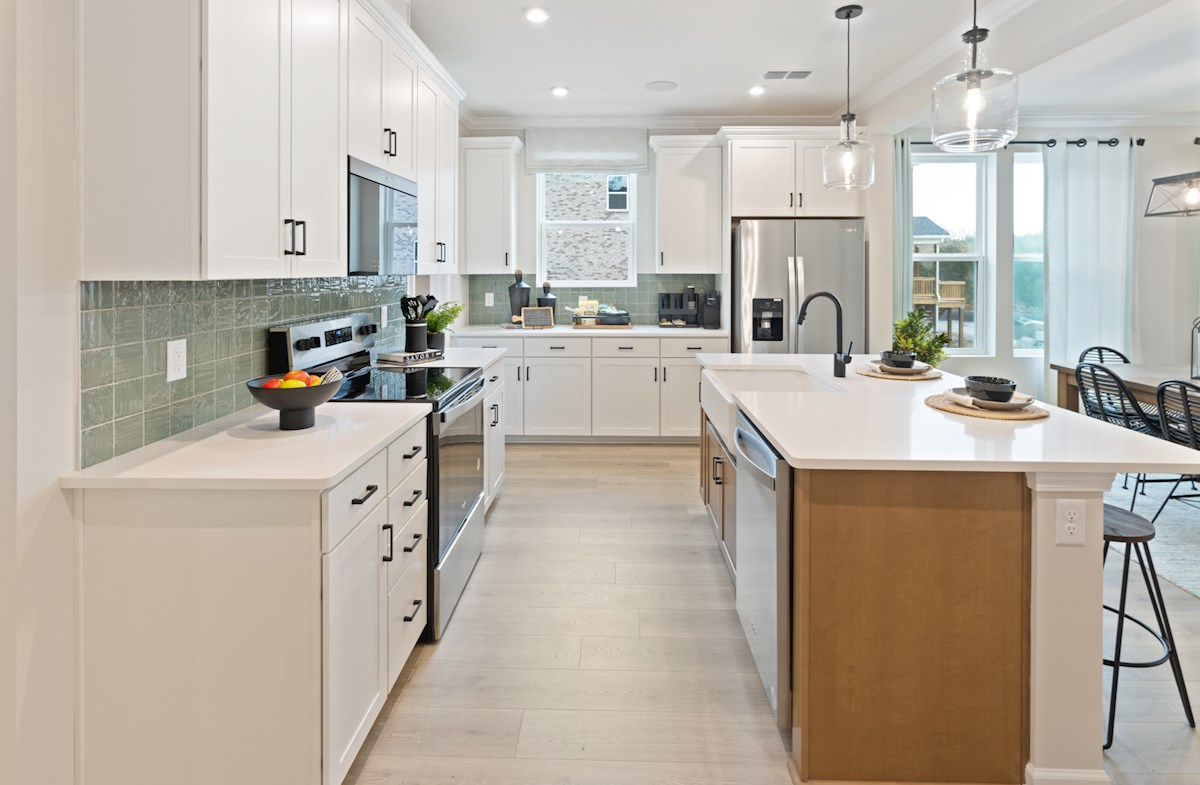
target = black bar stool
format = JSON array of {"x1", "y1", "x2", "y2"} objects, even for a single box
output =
[
  {"x1": 1076, "y1": 363, "x2": 1165, "y2": 509},
  {"x1": 1151, "y1": 380, "x2": 1200, "y2": 522},
  {"x1": 1102, "y1": 503, "x2": 1194, "y2": 749}
]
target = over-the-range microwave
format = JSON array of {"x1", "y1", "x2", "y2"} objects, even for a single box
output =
[{"x1": 348, "y1": 156, "x2": 418, "y2": 276}]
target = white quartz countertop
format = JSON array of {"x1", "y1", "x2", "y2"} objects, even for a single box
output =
[
  {"x1": 697, "y1": 353, "x2": 1200, "y2": 474},
  {"x1": 454, "y1": 324, "x2": 729, "y2": 338},
  {"x1": 62, "y1": 403, "x2": 432, "y2": 491}
]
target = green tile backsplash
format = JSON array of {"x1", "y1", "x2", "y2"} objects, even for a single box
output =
[
  {"x1": 78, "y1": 276, "x2": 408, "y2": 468},
  {"x1": 467, "y1": 274, "x2": 718, "y2": 325}
]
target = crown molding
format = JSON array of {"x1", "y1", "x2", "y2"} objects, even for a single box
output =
[
  {"x1": 457, "y1": 104, "x2": 480, "y2": 130},
  {"x1": 459, "y1": 136, "x2": 524, "y2": 152},
  {"x1": 1019, "y1": 112, "x2": 1200, "y2": 129},
  {"x1": 459, "y1": 113, "x2": 840, "y2": 132},
  {"x1": 853, "y1": 0, "x2": 1042, "y2": 116},
  {"x1": 648, "y1": 135, "x2": 720, "y2": 151}
]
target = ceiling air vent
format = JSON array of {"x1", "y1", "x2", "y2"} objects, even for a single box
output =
[{"x1": 763, "y1": 71, "x2": 812, "y2": 80}]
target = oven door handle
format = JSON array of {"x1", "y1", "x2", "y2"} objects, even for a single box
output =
[{"x1": 439, "y1": 378, "x2": 487, "y2": 427}]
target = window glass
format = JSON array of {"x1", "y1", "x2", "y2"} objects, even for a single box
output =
[
  {"x1": 1013, "y1": 154, "x2": 1045, "y2": 352},
  {"x1": 911, "y1": 157, "x2": 983, "y2": 350},
  {"x1": 539, "y1": 173, "x2": 636, "y2": 286}
]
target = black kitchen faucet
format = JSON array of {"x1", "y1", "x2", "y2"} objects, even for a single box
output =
[{"x1": 797, "y1": 291, "x2": 853, "y2": 378}]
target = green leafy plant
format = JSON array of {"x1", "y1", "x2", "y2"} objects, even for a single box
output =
[
  {"x1": 425, "y1": 301, "x2": 464, "y2": 334},
  {"x1": 892, "y1": 310, "x2": 951, "y2": 367}
]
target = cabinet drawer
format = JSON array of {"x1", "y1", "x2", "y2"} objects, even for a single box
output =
[
  {"x1": 524, "y1": 337, "x2": 590, "y2": 357},
  {"x1": 387, "y1": 498, "x2": 428, "y2": 592},
  {"x1": 388, "y1": 461, "x2": 428, "y2": 542},
  {"x1": 387, "y1": 536, "x2": 428, "y2": 688},
  {"x1": 454, "y1": 336, "x2": 523, "y2": 354},
  {"x1": 387, "y1": 418, "x2": 428, "y2": 492},
  {"x1": 660, "y1": 337, "x2": 729, "y2": 357},
  {"x1": 591, "y1": 338, "x2": 659, "y2": 358},
  {"x1": 324, "y1": 450, "x2": 388, "y2": 553}
]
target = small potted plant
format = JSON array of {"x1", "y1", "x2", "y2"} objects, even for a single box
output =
[
  {"x1": 425, "y1": 300, "x2": 464, "y2": 351},
  {"x1": 892, "y1": 310, "x2": 951, "y2": 367}
]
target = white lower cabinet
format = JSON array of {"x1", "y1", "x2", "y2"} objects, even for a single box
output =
[
  {"x1": 386, "y1": 534, "x2": 427, "y2": 687},
  {"x1": 325, "y1": 503, "x2": 388, "y2": 785},
  {"x1": 524, "y1": 357, "x2": 592, "y2": 436},
  {"x1": 484, "y1": 374, "x2": 506, "y2": 507},
  {"x1": 660, "y1": 357, "x2": 704, "y2": 437},
  {"x1": 502, "y1": 357, "x2": 524, "y2": 436},
  {"x1": 592, "y1": 357, "x2": 661, "y2": 437}
]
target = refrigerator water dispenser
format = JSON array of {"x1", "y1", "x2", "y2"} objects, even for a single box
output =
[{"x1": 753, "y1": 298, "x2": 784, "y2": 342}]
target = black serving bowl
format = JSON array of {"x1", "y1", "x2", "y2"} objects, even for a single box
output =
[
  {"x1": 246, "y1": 375, "x2": 340, "y2": 430},
  {"x1": 964, "y1": 375, "x2": 1018, "y2": 403},
  {"x1": 879, "y1": 350, "x2": 917, "y2": 368}
]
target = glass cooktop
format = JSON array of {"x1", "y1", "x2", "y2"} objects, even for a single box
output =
[{"x1": 330, "y1": 365, "x2": 481, "y2": 407}]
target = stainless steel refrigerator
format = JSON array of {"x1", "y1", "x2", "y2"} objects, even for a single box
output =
[{"x1": 732, "y1": 219, "x2": 867, "y2": 355}]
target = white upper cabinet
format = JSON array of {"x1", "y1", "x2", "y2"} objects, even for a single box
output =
[
  {"x1": 415, "y1": 71, "x2": 460, "y2": 275},
  {"x1": 725, "y1": 130, "x2": 865, "y2": 218},
  {"x1": 651, "y1": 137, "x2": 722, "y2": 274},
  {"x1": 80, "y1": 0, "x2": 346, "y2": 280},
  {"x1": 460, "y1": 137, "x2": 523, "y2": 275},
  {"x1": 348, "y1": 3, "x2": 417, "y2": 180}
]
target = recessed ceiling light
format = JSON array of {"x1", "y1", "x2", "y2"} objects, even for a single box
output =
[
  {"x1": 748, "y1": 85, "x2": 766, "y2": 97},
  {"x1": 525, "y1": 7, "x2": 550, "y2": 23},
  {"x1": 551, "y1": 86, "x2": 569, "y2": 98},
  {"x1": 644, "y1": 81, "x2": 678, "y2": 92}
]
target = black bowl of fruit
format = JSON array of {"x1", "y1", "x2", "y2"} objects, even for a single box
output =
[{"x1": 246, "y1": 369, "x2": 342, "y2": 430}]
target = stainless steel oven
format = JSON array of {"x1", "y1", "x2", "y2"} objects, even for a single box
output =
[{"x1": 430, "y1": 376, "x2": 486, "y2": 638}]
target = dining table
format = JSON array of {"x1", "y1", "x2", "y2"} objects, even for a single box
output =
[{"x1": 1050, "y1": 361, "x2": 1194, "y2": 412}]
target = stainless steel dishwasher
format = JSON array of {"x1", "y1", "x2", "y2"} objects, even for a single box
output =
[{"x1": 733, "y1": 411, "x2": 792, "y2": 729}]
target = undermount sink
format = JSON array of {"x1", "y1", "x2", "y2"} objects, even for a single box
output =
[{"x1": 701, "y1": 368, "x2": 840, "y2": 448}]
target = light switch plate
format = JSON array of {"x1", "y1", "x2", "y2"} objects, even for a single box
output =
[{"x1": 485, "y1": 292, "x2": 494, "y2": 307}]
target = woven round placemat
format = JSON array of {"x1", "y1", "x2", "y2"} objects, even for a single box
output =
[
  {"x1": 855, "y1": 365, "x2": 943, "y2": 381},
  {"x1": 925, "y1": 394, "x2": 1050, "y2": 421}
]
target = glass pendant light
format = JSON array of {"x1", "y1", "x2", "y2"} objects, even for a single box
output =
[
  {"x1": 823, "y1": 5, "x2": 874, "y2": 191},
  {"x1": 931, "y1": 0, "x2": 1018, "y2": 152}
]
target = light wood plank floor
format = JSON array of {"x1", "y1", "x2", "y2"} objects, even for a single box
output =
[{"x1": 343, "y1": 444, "x2": 1200, "y2": 784}]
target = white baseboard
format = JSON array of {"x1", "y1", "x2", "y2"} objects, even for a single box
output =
[{"x1": 1026, "y1": 763, "x2": 1112, "y2": 785}]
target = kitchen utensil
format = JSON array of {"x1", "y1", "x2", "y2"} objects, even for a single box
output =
[
  {"x1": 421, "y1": 295, "x2": 438, "y2": 317},
  {"x1": 965, "y1": 375, "x2": 1017, "y2": 402},
  {"x1": 320, "y1": 367, "x2": 344, "y2": 386},
  {"x1": 401, "y1": 296, "x2": 423, "y2": 323},
  {"x1": 246, "y1": 375, "x2": 340, "y2": 430}
]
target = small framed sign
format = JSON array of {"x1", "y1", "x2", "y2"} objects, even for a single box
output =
[{"x1": 521, "y1": 306, "x2": 555, "y2": 329}]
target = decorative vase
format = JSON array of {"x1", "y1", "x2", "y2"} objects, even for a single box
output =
[
  {"x1": 427, "y1": 331, "x2": 446, "y2": 351},
  {"x1": 537, "y1": 281, "x2": 557, "y2": 319},
  {"x1": 508, "y1": 268, "x2": 532, "y2": 321}
]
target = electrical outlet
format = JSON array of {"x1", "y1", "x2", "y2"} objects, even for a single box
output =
[
  {"x1": 485, "y1": 292, "x2": 494, "y2": 307},
  {"x1": 381, "y1": 304, "x2": 389, "y2": 328},
  {"x1": 1056, "y1": 499, "x2": 1086, "y2": 546},
  {"x1": 166, "y1": 339, "x2": 187, "y2": 382}
]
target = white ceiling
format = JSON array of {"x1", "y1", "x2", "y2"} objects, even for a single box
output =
[{"x1": 410, "y1": 0, "x2": 1200, "y2": 127}]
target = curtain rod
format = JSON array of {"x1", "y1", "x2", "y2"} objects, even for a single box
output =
[{"x1": 910, "y1": 137, "x2": 1145, "y2": 148}]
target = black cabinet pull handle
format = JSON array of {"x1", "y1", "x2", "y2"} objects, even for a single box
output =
[
  {"x1": 296, "y1": 220, "x2": 307, "y2": 256},
  {"x1": 402, "y1": 489, "x2": 423, "y2": 507},
  {"x1": 383, "y1": 128, "x2": 393, "y2": 156},
  {"x1": 403, "y1": 599, "x2": 423, "y2": 622},
  {"x1": 712, "y1": 456, "x2": 723, "y2": 485},
  {"x1": 483, "y1": 345, "x2": 497, "y2": 349},
  {"x1": 283, "y1": 219, "x2": 296, "y2": 255},
  {"x1": 798, "y1": 192, "x2": 803, "y2": 208},
  {"x1": 654, "y1": 367, "x2": 658, "y2": 382},
  {"x1": 491, "y1": 403, "x2": 500, "y2": 426},
  {"x1": 550, "y1": 346, "x2": 565, "y2": 350},
  {"x1": 351, "y1": 484, "x2": 379, "y2": 505},
  {"x1": 526, "y1": 366, "x2": 530, "y2": 381},
  {"x1": 403, "y1": 532, "x2": 423, "y2": 553},
  {"x1": 789, "y1": 192, "x2": 794, "y2": 208},
  {"x1": 618, "y1": 346, "x2": 633, "y2": 350},
  {"x1": 390, "y1": 130, "x2": 398, "y2": 157},
  {"x1": 662, "y1": 366, "x2": 668, "y2": 382},
  {"x1": 403, "y1": 445, "x2": 422, "y2": 459},
  {"x1": 489, "y1": 375, "x2": 499, "y2": 382},
  {"x1": 517, "y1": 366, "x2": 522, "y2": 381},
  {"x1": 687, "y1": 346, "x2": 702, "y2": 350},
  {"x1": 381, "y1": 523, "x2": 394, "y2": 562},
  {"x1": 660, "y1": 251, "x2": 664, "y2": 267},
  {"x1": 504, "y1": 252, "x2": 509, "y2": 267}
]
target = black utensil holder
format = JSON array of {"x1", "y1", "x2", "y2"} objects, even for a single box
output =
[{"x1": 405, "y1": 321, "x2": 428, "y2": 352}]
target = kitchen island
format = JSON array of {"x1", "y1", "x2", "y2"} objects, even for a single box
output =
[{"x1": 697, "y1": 354, "x2": 1200, "y2": 785}]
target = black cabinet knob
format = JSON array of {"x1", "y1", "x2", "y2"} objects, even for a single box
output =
[
  {"x1": 358, "y1": 324, "x2": 379, "y2": 336},
  {"x1": 293, "y1": 337, "x2": 321, "y2": 351}
]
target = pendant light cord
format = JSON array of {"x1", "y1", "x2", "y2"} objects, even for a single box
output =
[
  {"x1": 970, "y1": 0, "x2": 978, "y2": 69},
  {"x1": 845, "y1": 13, "x2": 851, "y2": 116}
]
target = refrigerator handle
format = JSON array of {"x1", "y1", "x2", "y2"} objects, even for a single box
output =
[{"x1": 787, "y1": 256, "x2": 800, "y2": 353}]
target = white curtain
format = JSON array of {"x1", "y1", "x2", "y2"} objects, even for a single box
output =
[
  {"x1": 892, "y1": 136, "x2": 913, "y2": 322},
  {"x1": 1044, "y1": 138, "x2": 1136, "y2": 372},
  {"x1": 524, "y1": 128, "x2": 649, "y2": 174}
]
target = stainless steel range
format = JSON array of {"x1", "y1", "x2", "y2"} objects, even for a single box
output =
[{"x1": 269, "y1": 313, "x2": 485, "y2": 639}]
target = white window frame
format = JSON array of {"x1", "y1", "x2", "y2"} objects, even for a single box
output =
[
  {"x1": 909, "y1": 153, "x2": 990, "y2": 356},
  {"x1": 536, "y1": 173, "x2": 638, "y2": 288}
]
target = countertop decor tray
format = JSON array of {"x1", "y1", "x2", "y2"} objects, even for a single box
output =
[
  {"x1": 855, "y1": 365, "x2": 942, "y2": 381},
  {"x1": 925, "y1": 394, "x2": 1049, "y2": 420}
]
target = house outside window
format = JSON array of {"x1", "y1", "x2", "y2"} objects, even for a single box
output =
[{"x1": 537, "y1": 173, "x2": 637, "y2": 287}]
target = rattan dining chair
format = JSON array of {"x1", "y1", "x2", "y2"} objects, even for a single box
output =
[
  {"x1": 1079, "y1": 346, "x2": 1132, "y2": 364},
  {"x1": 1076, "y1": 363, "x2": 1163, "y2": 510},
  {"x1": 1150, "y1": 380, "x2": 1200, "y2": 523}
]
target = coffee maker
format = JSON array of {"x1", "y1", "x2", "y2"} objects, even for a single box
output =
[{"x1": 699, "y1": 290, "x2": 721, "y2": 329}]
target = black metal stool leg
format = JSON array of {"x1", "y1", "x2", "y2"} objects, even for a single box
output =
[
  {"x1": 1143, "y1": 543, "x2": 1196, "y2": 727},
  {"x1": 1105, "y1": 545, "x2": 1133, "y2": 750},
  {"x1": 1152, "y1": 478, "x2": 1183, "y2": 524}
]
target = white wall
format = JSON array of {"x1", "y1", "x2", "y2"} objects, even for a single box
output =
[
  {"x1": 2, "y1": 0, "x2": 19, "y2": 780},
  {"x1": 11, "y1": 0, "x2": 79, "y2": 783}
]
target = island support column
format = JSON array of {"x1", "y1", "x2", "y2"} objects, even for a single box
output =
[{"x1": 1025, "y1": 472, "x2": 1115, "y2": 785}]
